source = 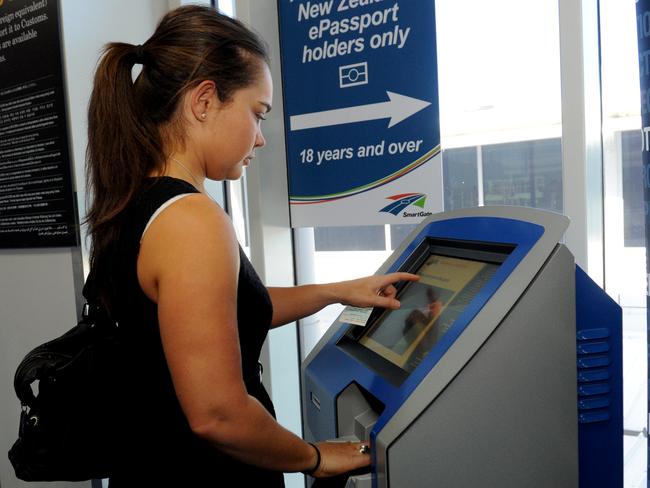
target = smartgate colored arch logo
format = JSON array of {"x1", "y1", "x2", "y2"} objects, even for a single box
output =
[{"x1": 379, "y1": 193, "x2": 428, "y2": 216}]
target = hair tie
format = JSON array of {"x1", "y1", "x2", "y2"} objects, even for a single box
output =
[{"x1": 134, "y1": 44, "x2": 145, "y2": 65}]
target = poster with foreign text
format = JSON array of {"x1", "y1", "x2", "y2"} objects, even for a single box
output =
[{"x1": 0, "y1": 0, "x2": 78, "y2": 248}]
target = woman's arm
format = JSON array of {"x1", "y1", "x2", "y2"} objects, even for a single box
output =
[
  {"x1": 136, "y1": 194, "x2": 369, "y2": 475},
  {"x1": 268, "y1": 273, "x2": 419, "y2": 328}
]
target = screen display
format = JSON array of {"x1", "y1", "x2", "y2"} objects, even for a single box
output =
[{"x1": 358, "y1": 254, "x2": 500, "y2": 373}]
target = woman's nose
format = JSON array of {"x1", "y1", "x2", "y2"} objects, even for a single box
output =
[{"x1": 255, "y1": 129, "x2": 266, "y2": 148}]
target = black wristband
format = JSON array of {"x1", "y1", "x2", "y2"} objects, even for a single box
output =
[{"x1": 302, "y1": 442, "x2": 321, "y2": 476}]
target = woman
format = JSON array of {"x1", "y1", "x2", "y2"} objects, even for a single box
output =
[{"x1": 85, "y1": 5, "x2": 417, "y2": 486}]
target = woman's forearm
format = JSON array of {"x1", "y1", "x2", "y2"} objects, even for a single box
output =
[
  {"x1": 268, "y1": 284, "x2": 341, "y2": 327},
  {"x1": 191, "y1": 393, "x2": 317, "y2": 472},
  {"x1": 268, "y1": 272, "x2": 419, "y2": 328}
]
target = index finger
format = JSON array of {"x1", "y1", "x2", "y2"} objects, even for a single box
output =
[{"x1": 382, "y1": 272, "x2": 420, "y2": 284}]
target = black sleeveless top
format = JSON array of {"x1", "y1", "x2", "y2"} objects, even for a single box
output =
[{"x1": 96, "y1": 177, "x2": 285, "y2": 487}]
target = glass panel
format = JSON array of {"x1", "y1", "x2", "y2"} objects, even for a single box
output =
[
  {"x1": 600, "y1": 0, "x2": 647, "y2": 485},
  {"x1": 217, "y1": 0, "x2": 235, "y2": 17},
  {"x1": 297, "y1": 226, "x2": 392, "y2": 360},
  {"x1": 227, "y1": 176, "x2": 250, "y2": 255},
  {"x1": 390, "y1": 224, "x2": 419, "y2": 250},
  {"x1": 443, "y1": 147, "x2": 478, "y2": 211},
  {"x1": 481, "y1": 139, "x2": 562, "y2": 212},
  {"x1": 314, "y1": 226, "x2": 385, "y2": 252},
  {"x1": 622, "y1": 130, "x2": 644, "y2": 247},
  {"x1": 437, "y1": 0, "x2": 562, "y2": 213},
  {"x1": 436, "y1": 0, "x2": 561, "y2": 143},
  {"x1": 204, "y1": 179, "x2": 226, "y2": 208}
]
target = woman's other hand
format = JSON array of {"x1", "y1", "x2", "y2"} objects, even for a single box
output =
[{"x1": 309, "y1": 441, "x2": 371, "y2": 478}]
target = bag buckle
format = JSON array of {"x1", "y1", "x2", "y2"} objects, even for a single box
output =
[{"x1": 82, "y1": 303, "x2": 92, "y2": 320}]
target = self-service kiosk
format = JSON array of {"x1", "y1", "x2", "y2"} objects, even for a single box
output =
[{"x1": 302, "y1": 207, "x2": 622, "y2": 488}]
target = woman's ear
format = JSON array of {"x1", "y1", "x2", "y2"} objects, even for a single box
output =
[{"x1": 189, "y1": 80, "x2": 218, "y2": 122}]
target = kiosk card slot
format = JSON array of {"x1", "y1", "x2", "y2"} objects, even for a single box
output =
[{"x1": 337, "y1": 382, "x2": 384, "y2": 441}]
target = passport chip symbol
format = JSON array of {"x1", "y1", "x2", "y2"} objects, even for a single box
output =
[{"x1": 339, "y1": 62, "x2": 368, "y2": 88}]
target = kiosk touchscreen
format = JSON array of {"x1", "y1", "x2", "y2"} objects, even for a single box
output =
[
  {"x1": 339, "y1": 238, "x2": 512, "y2": 385},
  {"x1": 302, "y1": 207, "x2": 622, "y2": 488}
]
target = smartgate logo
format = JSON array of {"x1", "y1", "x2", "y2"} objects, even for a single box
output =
[{"x1": 379, "y1": 193, "x2": 433, "y2": 217}]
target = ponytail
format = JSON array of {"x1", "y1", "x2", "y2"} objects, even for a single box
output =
[{"x1": 85, "y1": 42, "x2": 163, "y2": 250}]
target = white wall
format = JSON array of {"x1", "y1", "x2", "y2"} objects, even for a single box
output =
[
  {"x1": 0, "y1": 2, "x2": 170, "y2": 487},
  {"x1": 0, "y1": 249, "x2": 84, "y2": 488}
]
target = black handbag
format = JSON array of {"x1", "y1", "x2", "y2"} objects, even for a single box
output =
[{"x1": 8, "y1": 301, "x2": 123, "y2": 481}]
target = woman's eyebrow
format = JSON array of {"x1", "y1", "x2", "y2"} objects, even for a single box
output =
[{"x1": 259, "y1": 102, "x2": 272, "y2": 113}]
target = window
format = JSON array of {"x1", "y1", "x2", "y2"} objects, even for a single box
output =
[
  {"x1": 601, "y1": 0, "x2": 646, "y2": 485},
  {"x1": 482, "y1": 138, "x2": 562, "y2": 212},
  {"x1": 314, "y1": 226, "x2": 386, "y2": 252},
  {"x1": 622, "y1": 130, "x2": 644, "y2": 247},
  {"x1": 443, "y1": 147, "x2": 478, "y2": 210}
]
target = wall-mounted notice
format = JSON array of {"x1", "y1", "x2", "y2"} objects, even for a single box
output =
[
  {"x1": 278, "y1": 0, "x2": 440, "y2": 227},
  {"x1": 0, "y1": 0, "x2": 78, "y2": 248}
]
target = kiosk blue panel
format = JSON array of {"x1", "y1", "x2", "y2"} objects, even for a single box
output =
[{"x1": 576, "y1": 266, "x2": 623, "y2": 488}]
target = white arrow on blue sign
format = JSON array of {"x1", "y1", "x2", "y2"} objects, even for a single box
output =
[{"x1": 290, "y1": 91, "x2": 431, "y2": 131}]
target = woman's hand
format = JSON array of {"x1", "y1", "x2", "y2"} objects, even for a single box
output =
[
  {"x1": 309, "y1": 441, "x2": 372, "y2": 478},
  {"x1": 334, "y1": 272, "x2": 420, "y2": 310},
  {"x1": 268, "y1": 272, "x2": 419, "y2": 327}
]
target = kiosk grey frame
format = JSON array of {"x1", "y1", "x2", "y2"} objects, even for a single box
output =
[{"x1": 303, "y1": 207, "x2": 579, "y2": 488}]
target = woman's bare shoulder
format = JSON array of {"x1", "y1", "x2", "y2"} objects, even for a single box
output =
[{"x1": 137, "y1": 192, "x2": 239, "y2": 302}]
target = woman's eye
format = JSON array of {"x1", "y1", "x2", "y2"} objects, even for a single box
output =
[{"x1": 256, "y1": 113, "x2": 267, "y2": 121}]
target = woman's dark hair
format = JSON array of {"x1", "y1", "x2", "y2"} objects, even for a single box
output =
[{"x1": 85, "y1": 5, "x2": 268, "y2": 306}]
